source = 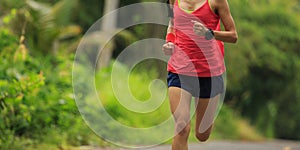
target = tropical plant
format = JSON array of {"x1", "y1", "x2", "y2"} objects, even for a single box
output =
[{"x1": 0, "y1": 0, "x2": 81, "y2": 54}]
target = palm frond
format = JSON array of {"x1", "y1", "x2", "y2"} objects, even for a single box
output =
[
  {"x1": 25, "y1": 0, "x2": 80, "y2": 52},
  {"x1": 26, "y1": 0, "x2": 51, "y2": 15},
  {"x1": 51, "y1": 0, "x2": 78, "y2": 26},
  {"x1": 58, "y1": 25, "x2": 82, "y2": 40}
]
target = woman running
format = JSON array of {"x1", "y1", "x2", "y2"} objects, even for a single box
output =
[{"x1": 162, "y1": 0, "x2": 238, "y2": 149}]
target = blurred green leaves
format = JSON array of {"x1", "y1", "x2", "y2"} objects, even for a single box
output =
[
  {"x1": 1, "y1": 0, "x2": 300, "y2": 149},
  {"x1": 0, "y1": 25, "x2": 92, "y2": 150},
  {"x1": 225, "y1": 0, "x2": 300, "y2": 139},
  {"x1": 1, "y1": 0, "x2": 81, "y2": 54}
]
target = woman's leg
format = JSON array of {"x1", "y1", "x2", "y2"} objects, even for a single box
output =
[
  {"x1": 169, "y1": 87, "x2": 192, "y2": 150},
  {"x1": 194, "y1": 95, "x2": 220, "y2": 142}
]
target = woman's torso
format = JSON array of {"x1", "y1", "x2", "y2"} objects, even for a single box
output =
[{"x1": 167, "y1": 0, "x2": 225, "y2": 77}]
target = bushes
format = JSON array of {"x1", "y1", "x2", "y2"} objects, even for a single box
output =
[
  {"x1": 0, "y1": 28, "x2": 100, "y2": 150},
  {"x1": 0, "y1": 29, "x2": 44, "y2": 149},
  {"x1": 226, "y1": 0, "x2": 300, "y2": 139}
]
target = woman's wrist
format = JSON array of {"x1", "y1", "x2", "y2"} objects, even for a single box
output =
[
  {"x1": 205, "y1": 28, "x2": 215, "y2": 40},
  {"x1": 166, "y1": 33, "x2": 175, "y2": 43}
]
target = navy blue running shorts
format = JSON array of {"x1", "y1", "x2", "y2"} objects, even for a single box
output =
[{"x1": 167, "y1": 72, "x2": 224, "y2": 98}]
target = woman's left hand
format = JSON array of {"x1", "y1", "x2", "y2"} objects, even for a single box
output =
[{"x1": 192, "y1": 20, "x2": 208, "y2": 36}]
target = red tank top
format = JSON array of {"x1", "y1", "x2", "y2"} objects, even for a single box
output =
[{"x1": 167, "y1": 0, "x2": 225, "y2": 77}]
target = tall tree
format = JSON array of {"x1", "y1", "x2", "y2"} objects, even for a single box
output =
[{"x1": 97, "y1": 0, "x2": 119, "y2": 68}]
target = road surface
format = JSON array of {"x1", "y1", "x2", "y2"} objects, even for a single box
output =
[
  {"x1": 80, "y1": 140, "x2": 300, "y2": 150},
  {"x1": 146, "y1": 140, "x2": 300, "y2": 150}
]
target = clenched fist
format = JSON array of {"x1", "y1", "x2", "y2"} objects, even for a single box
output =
[
  {"x1": 192, "y1": 20, "x2": 208, "y2": 36},
  {"x1": 162, "y1": 42, "x2": 175, "y2": 55}
]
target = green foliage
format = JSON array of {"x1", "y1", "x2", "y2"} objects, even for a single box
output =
[
  {"x1": 0, "y1": 28, "x2": 101, "y2": 149},
  {"x1": 1, "y1": 0, "x2": 300, "y2": 149},
  {"x1": 0, "y1": 0, "x2": 82, "y2": 54},
  {"x1": 72, "y1": 0, "x2": 105, "y2": 31},
  {"x1": 211, "y1": 105, "x2": 263, "y2": 141},
  {"x1": 95, "y1": 61, "x2": 170, "y2": 128},
  {"x1": 0, "y1": 29, "x2": 44, "y2": 149},
  {"x1": 225, "y1": 0, "x2": 300, "y2": 139},
  {"x1": 25, "y1": 0, "x2": 81, "y2": 53}
]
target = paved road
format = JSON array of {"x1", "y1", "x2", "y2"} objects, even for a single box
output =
[
  {"x1": 146, "y1": 140, "x2": 300, "y2": 150},
  {"x1": 81, "y1": 140, "x2": 300, "y2": 150}
]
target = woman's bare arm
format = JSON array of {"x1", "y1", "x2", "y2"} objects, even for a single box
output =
[
  {"x1": 167, "y1": 0, "x2": 175, "y2": 34},
  {"x1": 167, "y1": 19, "x2": 175, "y2": 34},
  {"x1": 213, "y1": 0, "x2": 238, "y2": 43}
]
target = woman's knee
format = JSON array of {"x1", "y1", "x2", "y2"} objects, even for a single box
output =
[
  {"x1": 195, "y1": 132, "x2": 210, "y2": 142},
  {"x1": 195, "y1": 123, "x2": 213, "y2": 142},
  {"x1": 175, "y1": 121, "x2": 190, "y2": 137}
]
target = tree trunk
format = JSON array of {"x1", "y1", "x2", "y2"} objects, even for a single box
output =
[
  {"x1": 97, "y1": 0, "x2": 119, "y2": 69},
  {"x1": 101, "y1": 0, "x2": 118, "y2": 32}
]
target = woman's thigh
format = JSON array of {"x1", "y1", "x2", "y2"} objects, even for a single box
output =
[
  {"x1": 194, "y1": 95, "x2": 220, "y2": 135},
  {"x1": 168, "y1": 87, "x2": 192, "y2": 132}
]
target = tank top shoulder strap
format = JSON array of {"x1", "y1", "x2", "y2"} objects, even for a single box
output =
[{"x1": 207, "y1": 0, "x2": 211, "y2": 7}]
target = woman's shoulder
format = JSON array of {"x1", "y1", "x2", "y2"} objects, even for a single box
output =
[
  {"x1": 212, "y1": 0, "x2": 229, "y2": 7},
  {"x1": 210, "y1": 0, "x2": 229, "y2": 14}
]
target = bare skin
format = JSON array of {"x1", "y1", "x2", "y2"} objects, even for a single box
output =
[
  {"x1": 169, "y1": 87, "x2": 192, "y2": 150},
  {"x1": 162, "y1": 0, "x2": 238, "y2": 149},
  {"x1": 169, "y1": 87, "x2": 220, "y2": 150},
  {"x1": 162, "y1": 0, "x2": 238, "y2": 55}
]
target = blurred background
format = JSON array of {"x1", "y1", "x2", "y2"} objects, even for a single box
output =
[{"x1": 0, "y1": 0, "x2": 300, "y2": 149}]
